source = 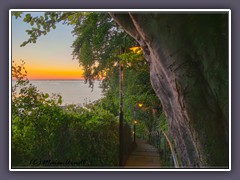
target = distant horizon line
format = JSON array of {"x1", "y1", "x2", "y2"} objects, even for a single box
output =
[
  {"x1": 12, "y1": 78, "x2": 102, "y2": 81},
  {"x1": 31, "y1": 79, "x2": 85, "y2": 81}
]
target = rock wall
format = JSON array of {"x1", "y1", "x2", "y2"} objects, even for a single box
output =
[{"x1": 110, "y1": 13, "x2": 229, "y2": 167}]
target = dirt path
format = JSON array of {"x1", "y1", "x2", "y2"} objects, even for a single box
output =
[{"x1": 124, "y1": 139, "x2": 161, "y2": 168}]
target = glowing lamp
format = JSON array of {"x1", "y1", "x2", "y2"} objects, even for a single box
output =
[
  {"x1": 130, "y1": 46, "x2": 143, "y2": 54},
  {"x1": 138, "y1": 102, "x2": 143, "y2": 108}
]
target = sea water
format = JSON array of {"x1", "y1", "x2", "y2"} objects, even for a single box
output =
[{"x1": 12, "y1": 80, "x2": 103, "y2": 106}]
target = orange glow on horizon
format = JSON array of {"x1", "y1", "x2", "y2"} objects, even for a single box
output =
[
  {"x1": 12, "y1": 59, "x2": 85, "y2": 80},
  {"x1": 27, "y1": 68, "x2": 85, "y2": 80}
]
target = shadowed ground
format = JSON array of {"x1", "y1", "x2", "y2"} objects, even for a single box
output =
[{"x1": 124, "y1": 139, "x2": 161, "y2": 168}]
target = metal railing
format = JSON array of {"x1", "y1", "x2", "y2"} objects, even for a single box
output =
[
  {"x1": 149, "y1": 129, "x2": 179, "y2": 168},
  {"x1": 121, "y1": 122, "x2": 135, "y2": 166}
]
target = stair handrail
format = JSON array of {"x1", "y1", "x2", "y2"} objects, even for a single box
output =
[{"x1": 160, "y1": 129, "x2": 180, "y2": 168}]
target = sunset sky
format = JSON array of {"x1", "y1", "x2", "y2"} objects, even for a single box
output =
[{"x1": 12, "y1": 12, "x2": 84, "y2": 80}]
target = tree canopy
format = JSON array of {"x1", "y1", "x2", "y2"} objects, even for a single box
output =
[
  {"x1": 13, "y1": 12, "x2": 138, "y2": 86},
  {"x1": 12, "y1": 11, "x2": 173, "y2": 167},
  {"x1": 12, "y1": 11, "x2": 229, "y2": 168}
]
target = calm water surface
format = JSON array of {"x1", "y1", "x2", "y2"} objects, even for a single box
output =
[{"x1": 12, "y1": 80, "x2": 103, "y2": 105}]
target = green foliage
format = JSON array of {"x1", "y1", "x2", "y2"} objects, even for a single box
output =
[
  {"x1": 71, "y1": 12, "x2": 136, "y2": 84},
  {"x1": 12, "y1": 12, "x2": 172, "y2": 167},
  {"x1": 65, "y1": 105, "x2": 119, "y2": 166},
  {"x1": 158, "y1": 112, "x2": 168, "y2": 132},
  {"x1": 12, "y1": 62, "x2": 119, "y2": 167},
  {"x1": 12, "y1": 12, "x2": 22, "y2": 19},
  {"x1": 119, "y1": 48, "x2": 145, "y2": 69},
  {"x1": 99, "y1": 49, "x2": 173, "y2": 166},
  {"x1": 100, "y1": 50, "x2": 163, "y2": 140},
  {"x1": 12, "y1": 11, "x2": 136, "y2": 84},
  {"x1": 12, "y1": 12, "x2": 83, "y2": 47}
]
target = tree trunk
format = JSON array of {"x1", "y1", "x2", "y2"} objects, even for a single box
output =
[{"x1": 110, "y1": 13, "x2": 229, "y2": 167}]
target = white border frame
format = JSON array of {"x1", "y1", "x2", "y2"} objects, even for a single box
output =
[{"x1": 9, "y1": 9, "x2": 231, "y2": 172}]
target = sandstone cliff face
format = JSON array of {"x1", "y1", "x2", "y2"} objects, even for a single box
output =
[{"x1": 110, "y1": 13, "x2": 229, "y2": 167}]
